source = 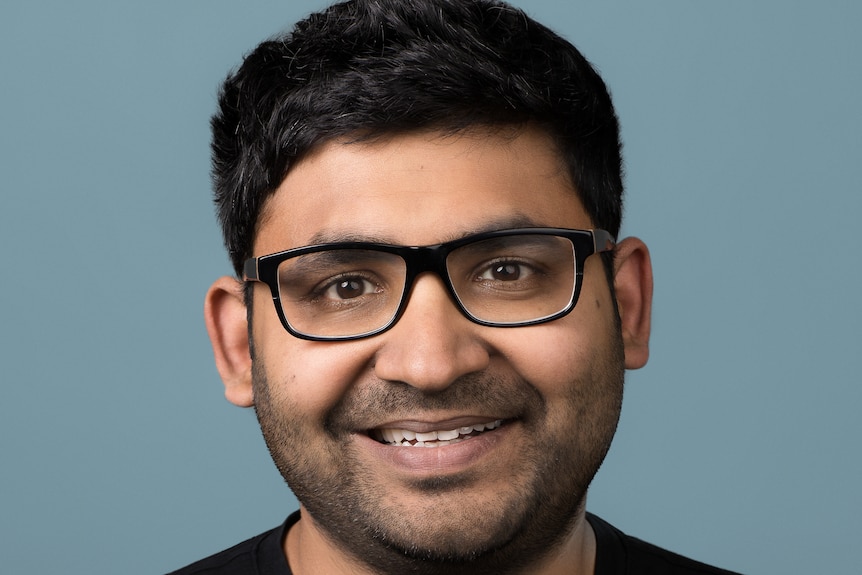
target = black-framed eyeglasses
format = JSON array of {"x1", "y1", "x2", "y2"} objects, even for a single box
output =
[{"x1": 243, "y1": 227, "x2": 615, "y2": 341}]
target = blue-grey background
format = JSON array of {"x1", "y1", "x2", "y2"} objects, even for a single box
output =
[{"x1": 1, "y1": 2, "x2": 859, "y2": 573}]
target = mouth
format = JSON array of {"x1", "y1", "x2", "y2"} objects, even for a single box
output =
[{"x1": 371, "y1": 419, "x2": 504, "y2": 447}]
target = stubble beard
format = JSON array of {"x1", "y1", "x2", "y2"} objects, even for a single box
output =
[{"x1": 252, "y1": 338, "x2": 624, "y2": 575}]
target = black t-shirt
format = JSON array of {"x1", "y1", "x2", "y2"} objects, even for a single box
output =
[{"x1": 167, "y1": 511, "x2": 742, "y2": 574}]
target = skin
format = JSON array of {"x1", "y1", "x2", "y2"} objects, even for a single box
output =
[{"x1": 205, "y1": 128, "x2": 653, "y2": 575}]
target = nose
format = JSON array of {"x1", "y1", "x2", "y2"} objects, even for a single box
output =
[{"x1": 372, "y1": 273, "x2": 490, "y2": 392}]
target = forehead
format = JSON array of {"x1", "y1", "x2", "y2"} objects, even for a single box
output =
[{"x1": 254, "y1": 128, "x2": 593, "y2": 254}]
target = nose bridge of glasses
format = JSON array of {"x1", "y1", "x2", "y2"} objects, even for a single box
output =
[{"x1": 398, "y1": 244, "x2": 463, "y2": 310}]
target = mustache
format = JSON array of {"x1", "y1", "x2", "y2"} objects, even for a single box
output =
[{"x1": 325, "y1": 372, "x2": 546, "y2": 432}]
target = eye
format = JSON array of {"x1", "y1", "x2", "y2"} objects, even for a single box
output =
[
  {"x1": 475, "y1": 260, "x2": 533, "y2": 282},
  {"x1": 321, "y1": 276, "x2": 380, "y2": 300}
]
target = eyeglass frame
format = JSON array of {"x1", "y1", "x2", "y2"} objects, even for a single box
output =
[{"x1": 243, "y1": 227, "x2": 616, "y2": 341}]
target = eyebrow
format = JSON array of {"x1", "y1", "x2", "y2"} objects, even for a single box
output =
[
  {"x1": 304, "y1": 213, "x2": 545, "y2": 246},
  {"x1": 279, "y1": 248, "x2": 400, "y2": 279}
]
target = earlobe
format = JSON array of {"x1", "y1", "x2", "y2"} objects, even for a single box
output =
[
  {"x1": 612, "y1": 237, "x2": 653, "y2": 370},
  {"x1": 204, "y1": 276, "x2": 254, "y2": 407}
]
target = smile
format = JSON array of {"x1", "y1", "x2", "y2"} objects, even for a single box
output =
[{"x1": 372, "y1": 420, "x2": 504, "y2": 447}]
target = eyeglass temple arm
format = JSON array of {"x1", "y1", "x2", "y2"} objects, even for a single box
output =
[
  {"x1": 243, "y1": 258, "x2": 259, "y2": 281},
  {"x1": 593, "y1": 229, "x2": 616, "y2": 253}
]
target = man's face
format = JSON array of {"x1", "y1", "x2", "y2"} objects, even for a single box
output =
[{"x1": 248, "y1": 128, "x2": 626, "y2": 572}]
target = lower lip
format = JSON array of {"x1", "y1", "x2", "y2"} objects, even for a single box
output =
[{"x1": 356, "y1": 424, "x2": 513, "y2": 475}]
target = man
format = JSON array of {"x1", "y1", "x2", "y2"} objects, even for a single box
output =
[{"x1": 172, "y1": 0, "x2": 741, "y2": 573}]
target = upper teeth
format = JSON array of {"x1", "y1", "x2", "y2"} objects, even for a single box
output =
[{"x1": 377, "y1": 420, "x2": 502, "y2": 447}]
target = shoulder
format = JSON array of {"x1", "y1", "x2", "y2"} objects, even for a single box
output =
[
  {"x1": 587, "y1": 513, "x2": 744, "y2": 575},
  {"x1": 165, "y1": 512, "x2": 298, "y2": 575}
]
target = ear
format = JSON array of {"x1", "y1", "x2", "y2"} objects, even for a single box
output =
[
  {"x1": 612, "y1": 237, "x2": 653, "y2": 369},
  {"x1": 204, "y1": 276, "x2": 254, "y2": 407}
]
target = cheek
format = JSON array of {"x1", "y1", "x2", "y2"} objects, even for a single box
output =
[
  {"x1": 253, "y1": 317, "x2": 374, "y2": 417},
  {"x1": 499, "y1": 300, "x2": 617, "y2": 392}
]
